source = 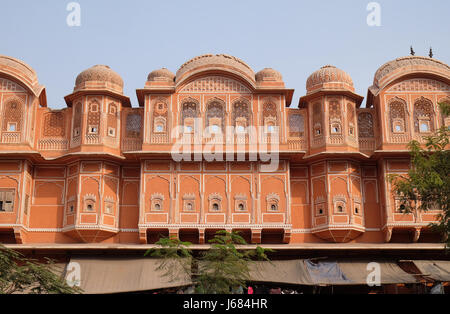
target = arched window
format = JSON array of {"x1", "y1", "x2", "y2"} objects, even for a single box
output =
[
  {"x1": 389, "y1": 99, "x2": 408, "y2": 134},
  {"x1": 153, "y1": 117, "x2": 166, "y2": 133},
  {"x1": 151, "y1": 193, "x2": 164, "y2": 211},
  {"x1": 312, "y1": 102, "x2": 322, "y2": 137},
  {"x1": 414, "y1": 97, "x2": 434, "y2": 134},
  {"x1": 266, "y1": 193, "x2": 280, "y2": 211},
  {"x1": 83, "y1": 194, "x2": 96, "y2": 212},
  {"x1": 87, "y1": 100, "x2": 101, "y2": 135},
  {"x1": 329, "y1": 101, "x2": 342, "y2": 135},
  {"x1": 2, "y1": 98, "x2": 23, "y2": 132},
  {"x1": 208, "y1": 193, "x2": 222, "y2": 211},
  {"x1": 263, "y1": 101, "x2": 278, "y2": 133},
  {"x1": 152, "y1": 99, "x2": 168, "y2": 135},
  {"x1": 206, "y1": 99, "x2": 225, "y2": 134},
  {"x1": 73, "y1": 102, "x2": 82, "y2": 138},
  {"x1": 107, "y1": 103, "x2": 118, "y2": 137},
  {"x1": 181, "y1": 100, "x2": 199, "y2": 134},
  {"x1": 347, "y1": 103, "x2": 356, "y2": 137},
  {"x1": 232, "y1": 100, "x2": 251, "y2": 133}
]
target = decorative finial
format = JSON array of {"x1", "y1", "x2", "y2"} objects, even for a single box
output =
[
  {"x1": 410, "y1": 46, "x2": 415, "y2": 56},
  {"x1": 429, "y1": 47, "x2": 433, "y2": 58}
]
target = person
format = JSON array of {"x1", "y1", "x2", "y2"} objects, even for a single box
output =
[
  {"x1": 247, "y1": 286, "x2": 254, "y2": 294},
  {"x1": 269, "y1": 287, "x2": 281, "y2": 294}
]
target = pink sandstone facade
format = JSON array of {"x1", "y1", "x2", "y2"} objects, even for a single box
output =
[{"x1": 0, "y1": 53, "x2": 449, "y2": 246}]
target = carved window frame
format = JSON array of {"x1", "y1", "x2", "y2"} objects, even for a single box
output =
[
  {"x1": 266, "y1": 193, "x2": 280, "y2": 212},
  {"x1": 83, "y1": 195, "x2": 96, "y2": 212},
  {"x1": 208, "y1": 193, "x2": 223, "y2": 212},
  {"x1": 151, "y1": 194, "x2": 164, "y2": 212}
]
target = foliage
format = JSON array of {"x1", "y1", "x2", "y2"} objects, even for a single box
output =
[
  {"x1": 145, "y1": 236, "x2": 193, "y2": 283},
  {"x1": 0, "y1": 244, "x2": 81, "y2": 294},
  {"x1": 195, "y1": 230, "x2": 272, "y2": 294},
  {"x1": 388, "y1": 102, "x2": 450, "y2": 245},
  {"x1": 146, "y1": 231, "x2": 273, "y2": 294}
]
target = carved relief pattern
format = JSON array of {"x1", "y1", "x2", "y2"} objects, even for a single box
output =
[
  {"x1": 347, "y1": 103, "x2": 355, "y2": 125},
  {"x1": 289, "y1": 114, "x2": 304, "y2": 137},
  {"x1": 126, "y1": 112, "x2": 142, "y2": 138},
  {"x1": 87, "y1": 101, "x2": 101, "y2": 132},
  {"x1": 263, "y1": 102, "x2": 278, "y2": 125},
  {"x1": 107, "y1": 103, "x2": 118, "y2": 132},
  {"x1": 357, "y1": 112, "x2": 374, "y2": 137},
  {"x1": 312, "y1": 102, "x2": 324, "y2": 142},
  {"x1": 2, "y1": 98, "x2": 23, "y2": 131},
  {"x1": 329, "y1": 101, "x2": 341, "y2": 120},
  {"x1": 387, "y1": 79, "x2": 450, "y2": 92},
  {"x1": 313, "y1": 103, "x2": 322, "y2": 126},
  {"x1": 72, "y1": 102, "x2": 82, "y2": 139},
  {"x1": 180, "y1": 76, "x2": 251, "y2": 93},
  {"x1": 43, "y1": 112, "x2": 65, "y2": 137},
  {"x1": 0, "y1": 78, "x2": 26, "y2": 92}
]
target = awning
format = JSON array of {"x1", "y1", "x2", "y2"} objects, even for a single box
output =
[
  {"x1": 64, "y1": 257, "x2": 192, "y2": 294},
  {"x1": 249, "y1": 260, "x2": 312, "y2": 285},
  {"x1": 337, "y1": 260, "x2": 417, "y2": 285},
  {"x1": 412, "y1": 260, "x2": 450, "y2": 282},
  {"x1": 249, "y1": 259, "x2": 418, "y2": 286}
]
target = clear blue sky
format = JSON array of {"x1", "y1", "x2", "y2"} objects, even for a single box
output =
[{"x1": 1, "y1": 0, "x2": 449, "y2": 108}]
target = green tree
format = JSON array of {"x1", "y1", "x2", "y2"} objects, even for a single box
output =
[
  {"x1": 0, "y1": 244, "x2": 81, "y2": 294},
  {"x1": 145, "y1": 236, "x2": 193, "y2": 284},
  {"x1": 146, "y1": 230, "x2": 272, "y2": 294},
  {"x1": 389, "y1": 102, "x2": 450, "y2": 246}
]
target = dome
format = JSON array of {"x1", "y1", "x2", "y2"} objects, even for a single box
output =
[
  {"x1": 175, "y1": 54, "x2": 255, "y2": 84},
  {"x1": 147, "y1": 68, "x2": 175, "y2": 82},
  {"x1": 255, "y1": 68, "x2": 283, "y2": 82},
  {"x1": 75, "y1": 65, "x2": 123, "y2": 93},
  {"x1": 373, "y1": 56, "x2": 450, "y2": 88},
  {"x1": 306, "y1": 65, "x2": 354, "y2": 93}
]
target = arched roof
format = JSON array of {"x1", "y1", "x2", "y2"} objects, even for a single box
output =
[
  {"x1": 175, "y1": 54, "x2": 256, "y2": 87},
  {"x1": 372, "y1": 56, "x2": 450, "y2": 93},
  {"x1": 0, "y1": 55, "x2": 46, "y2": 103}
]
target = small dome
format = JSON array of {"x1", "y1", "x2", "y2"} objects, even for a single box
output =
[
  {"x1": 147, "y1": 68, "x2": 175, "y2": 82},
  {"x1": 255, "y1": 68, "x2": 283, "y2": 82},
  {"x1": 306, "y1": 65, "x2": 354, "y2": 93},
  {"x1": 75, "y1": 65, "x2": 123, "y2": 93}
]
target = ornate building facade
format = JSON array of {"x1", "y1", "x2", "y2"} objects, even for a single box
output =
[{"x1": 0, "y1": 53, "x2": 449, "y2": 246}]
